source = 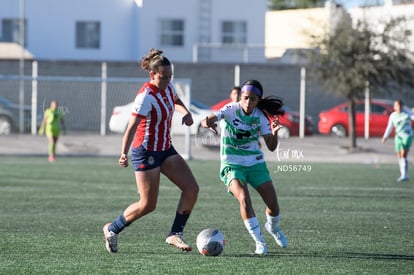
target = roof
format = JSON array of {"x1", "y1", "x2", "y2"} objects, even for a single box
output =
[{"x1": 0, "y1": 42, "x2": 34, "y2": 60}]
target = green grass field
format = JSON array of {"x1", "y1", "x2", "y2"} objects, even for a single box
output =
[{"x1": 1, "y1": 157, "x2": 413, "y2": 274}]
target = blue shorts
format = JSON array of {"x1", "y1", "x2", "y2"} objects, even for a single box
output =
[{"x1": 131, "y1": 145, "x2": 178, "y2": 171}]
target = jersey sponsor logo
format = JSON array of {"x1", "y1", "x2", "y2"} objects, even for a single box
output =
[{"x1": 236, "y1": 130, "x2": 251, "y2": 140}]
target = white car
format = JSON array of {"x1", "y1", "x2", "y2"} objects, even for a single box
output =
[{"x1": 108, "y1": 100, "x2": 213, "y2": 136}]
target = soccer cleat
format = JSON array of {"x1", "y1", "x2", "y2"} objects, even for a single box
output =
[
  {"x1": 397, "y1": 176, "x2": 408, "y2": 182},
  {"x1": 48, "y1": 156, "x2": 55, "y2": 163},
  {"x1": 165, "y1": 233, "x2": 192, "y2": 252},
  {"x1": 255, "y1": 241, "x2": 268, "y2": 255},
  {"x1": 103, "y1": 223, "x2": 118, "y2": 253},
  {"x1": 265, "y1": 222, "x2": 288, "y2": 248}
]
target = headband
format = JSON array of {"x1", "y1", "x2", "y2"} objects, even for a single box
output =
[{"x1": 241, "y1": 84, "x2": 262, "y2": 98}]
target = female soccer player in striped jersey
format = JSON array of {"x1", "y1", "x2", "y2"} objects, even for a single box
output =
[
  {"x1": 201, "y1": 79, "x2": 288, "y2": 255},
  {"x1": 103, "y1": 49, "x2": 199, "y2": 253}
]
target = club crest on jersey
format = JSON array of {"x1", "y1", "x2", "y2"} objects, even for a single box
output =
[
  {"x1": 147, "y1": 156, "x2": 155, "y2": 166},
  {"x1": 163, "y1": 97, "x2": 172, "y2": 110}
]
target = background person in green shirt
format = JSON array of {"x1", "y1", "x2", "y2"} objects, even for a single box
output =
[
  {"x1": 382, "y1": 99, "x2": 414, "y2": 182},
  {"x1": 39, "y1": 100, "x2": 65, "y2": 162}
]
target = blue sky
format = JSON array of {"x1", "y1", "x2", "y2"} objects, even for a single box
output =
[{"x1": 340, "y1": 0, "x2": 384, "y2": 9}]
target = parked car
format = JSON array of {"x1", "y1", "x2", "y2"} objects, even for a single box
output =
[
  {"x1": 210, "y1": 98, "x2": 233, "y2": 111},
  {"x1": 211, "y1": 100, "x2": 314, "y2": 138},
  {"x1": 0, "y1": 96, "x2": 41, "y2": 135},
  {"x1": 109, "y1": 100, "x2": 213, "y2": 136},
  {"x1": 318, "y1": 98, "x2": 414, "y2": 137}
]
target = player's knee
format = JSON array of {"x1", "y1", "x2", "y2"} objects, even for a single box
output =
[
  {"x1": 238, "y1": 194, "x2": 252, "y2": 210},
  {"x1": 184, "y1": 182, "x2": 199, "y2": 197},
  {"x1": 141, "y1": 201, "x2": 157, "y2": 214}
]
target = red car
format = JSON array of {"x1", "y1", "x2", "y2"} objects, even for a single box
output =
[
  {"x1": 318, "y1": 98, "x2": 414, "y2": 137},
  {"x1": 211, "y1": 99, "x2": 314, "y2": 138}
]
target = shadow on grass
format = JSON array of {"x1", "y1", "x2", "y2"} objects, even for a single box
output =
[{"x1": 225, "y1": 251, "x2": 414, "y2": 261}]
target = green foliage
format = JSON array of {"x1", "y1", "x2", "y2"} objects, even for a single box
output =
[
  {"x1": 307, "y1": 15, "x2": 414, "y2": 100},
  {"x1": 1, "y1": 157, "x2": 414, "y2": 274},
  {"x1": 268, "y1": 0, "x2": 325, "y2": 10},
  {"x1": 306, "y1": 15, "x2": 414, "y2": 148}
]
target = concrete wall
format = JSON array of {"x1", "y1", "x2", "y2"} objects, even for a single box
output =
[{"x1": 0, "y1": 60, "x2": 412, "y2": 133}]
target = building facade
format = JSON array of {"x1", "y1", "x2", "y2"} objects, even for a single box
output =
[
  {"x1": 0, "y1": 0, "x2": 266, "y2": 62},
  {"x1": 0, "y1": 0, "x2": 413, "y2": 62}
]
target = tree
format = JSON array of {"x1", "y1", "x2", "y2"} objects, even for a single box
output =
[
  {"x1": 268, "y1": 0, "x2": 325, "y2": 10},
  {"x1": 306, "y1": 15, "x2": 414, "y2": 149},
  {"x1": 267, "y1": 0, "x2": 385, "y2": 11}
]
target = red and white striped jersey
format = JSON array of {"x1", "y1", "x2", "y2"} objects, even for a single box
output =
[{"x1": 131, "y1": 82, "x2": 177, "y2": 151}]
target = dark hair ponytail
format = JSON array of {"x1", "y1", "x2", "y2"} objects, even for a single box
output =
[
  {"x1": 258, "y1": 96, "x2": 285, "y2": 116},
  {"x1": 241, "y1": 80, "x2": 284, "y2": 116}
]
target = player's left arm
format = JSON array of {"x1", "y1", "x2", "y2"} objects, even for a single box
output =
[
  {"x1": 262, "y1": 115, "x2": 283, "y2": 151},
  {"x1": 409, "y1": 109, "x2": 414, "y2": 121},
  {"x1": 174, "y1": 97, "x2": 193, "y2": 126}
]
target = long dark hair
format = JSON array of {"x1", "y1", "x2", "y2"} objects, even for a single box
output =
[{"x1": 241, "y1": 80, "x2": 285, "y2": 116}]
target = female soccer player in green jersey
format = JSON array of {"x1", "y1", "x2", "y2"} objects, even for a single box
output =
[
  {"x1": 38, "y1": 100, "x2": 65, "y2": 162},
  {"x1": 382, "y1": 99, "x2": 414, "y2": 182},
  {"x1": 201, "y1": 79, "x2": 288, "y2": 255}
]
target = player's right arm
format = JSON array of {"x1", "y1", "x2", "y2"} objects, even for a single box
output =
[
  {"x1": 119, "y1": 114, "x2": 141, "y2": 167},
  {"x1": 201, "y1": 113, "x2": 219, "y2": 135},
  {"x1": 382, "y1": 113, "x2": 395, "y2": 143}
]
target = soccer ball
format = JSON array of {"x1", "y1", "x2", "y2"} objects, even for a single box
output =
[{"x1": 196, "y1": 228, "x2": 225, "y2": 256}]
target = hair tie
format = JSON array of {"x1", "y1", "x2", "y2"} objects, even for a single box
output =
[
  {"x1": 241, "y1": 85, "x2": 262, "y2": 98},
  {"x1": 152, "y1": 54, "x2": 161, "y2": 60}
]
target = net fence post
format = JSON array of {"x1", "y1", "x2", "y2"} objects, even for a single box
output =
[
  {"x1": 101, "y1": 62, "x2": 107, "y2": 136},
  {"x1": 31, "y1": 60, "x2": 38, "y2": 135}
]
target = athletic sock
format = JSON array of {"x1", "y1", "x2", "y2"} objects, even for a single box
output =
[
  {"x1": 399, "y1": 158, "x2": 405, "y2": 178},
  {"x1": 244, "y1": 217, "x2": 265, "y2": 243},
  {"x1": 403, "y1": 158, "x2": 408, "y2": 179},
  {"x1": 169, "y1": 211, "x2": 190, "y2": 234},
  {"x1": 266, "y1": 213, "x2": 281, "y2": 230},
  {"x1": 109, "y1": 213, "x2": 130, "y2": 234},
  {"x1": 49, "y1": 143, "x2": 55, "y2": 157}
]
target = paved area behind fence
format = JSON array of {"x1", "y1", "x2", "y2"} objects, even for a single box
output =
[{"x1": 0, "y1": 134, "x2": 399, "y2": 165}]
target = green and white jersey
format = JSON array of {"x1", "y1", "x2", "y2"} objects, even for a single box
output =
[
  {"x1": 383, "y1": 110, "x2": 414, "y2": 139},
  {"x1": 214, "y1": 102, "x2": 271, "y2": 167}
]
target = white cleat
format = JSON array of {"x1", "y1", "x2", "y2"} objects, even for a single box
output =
[
  {"x1": 254, "y1": 241, "x2": 268, "y2": 255},
  {"x1": 103, "y1": 223, "x2": 118, "y2": 253},
  {"x1": 265, "y1": 222, "x2": 288, "y2": 248},
  {"x1": 165, "y1": 233, "x2": 192, "y2": 252}
]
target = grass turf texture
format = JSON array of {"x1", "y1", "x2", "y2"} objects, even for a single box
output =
[{"x1": 0, "y1": 157, "x2": 413, "y2": 274}]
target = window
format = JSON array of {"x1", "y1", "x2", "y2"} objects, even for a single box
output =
[
  {"x1": 371, "y1": 104, "x2": 387, "y2": 114},
  {"x1": 355, "y1": 103, "x2": 365, "y2": 113},
  {"x1": 160, "y1": 19, "x2": 184, "y2": 47},
  {"x1": 2, "y1": 18, "x2": 26, "y2": 45},
  {"x1": 76, "y1": 21, "x2": 100, "y2": 49},
  {"x1": 221, "y1": 21, "x2": 247, "y2": 44}
]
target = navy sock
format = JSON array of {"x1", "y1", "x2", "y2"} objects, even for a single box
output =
[
  {"x1": 169, "y1": 212, "x2": 190, "y2": 234},
  {"x1": 109, "y1": 213, "x2": 130, "y2": 234}
]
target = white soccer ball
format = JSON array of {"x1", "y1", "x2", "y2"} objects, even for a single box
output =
[{"x1": 196, "y1": 228, "x2": 225, "y2": 256}]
